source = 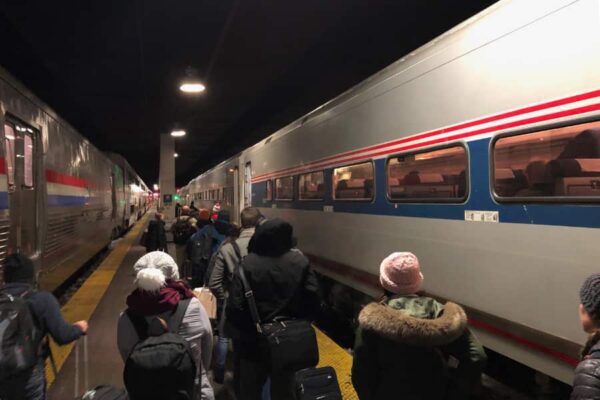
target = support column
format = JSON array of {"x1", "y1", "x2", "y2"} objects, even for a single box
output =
[{"x1": 159, "y1": 134, "x2": 176, "y2": 221}]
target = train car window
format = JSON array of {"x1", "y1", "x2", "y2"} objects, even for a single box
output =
[
  {"x1": 265, "y1": 180, "x2": 273, "y2": 201},
  {"x1": 275, "y1": 176, "x2": 293, "y2": 200},
  {"x1": 333, "y1": 161, "x2": 374, "y2": 201},
  {"x1": 23, "y1": 133, "x2": 33, "y2": 188},
  {"x1": 3, "y1": 123, "x2": 15, "y2": 187},
  {"x1": 387, "y1": 146, "x2": 467, "y2": 202},
  {"x1": 299, "y1": 171, "x2": 325, "y2": 200},
  {"x1": 493, "y1": 121, "x2": 600, "y2": 200}
]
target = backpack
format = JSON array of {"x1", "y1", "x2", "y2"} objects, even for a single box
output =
[
  {"x1": 172, "y1": 218, "x2": 195, "y2": 245},
  {"x1": 0, "y1": 289, "x2": 40, "y2": 380},
  {"x1": 187, "y1": 230, "x2": 215, "y2": 266},
  {"x1": 124, "y1": 299, "x2": 196, "y2": 400}
]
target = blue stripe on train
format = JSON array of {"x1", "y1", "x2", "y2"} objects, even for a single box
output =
[
  {"x1": 253, "y1": 138, "x2": 600, "y2": 229},
  {"x1": 0, "y1": 192, "x2": 7, "y2": 209},
  {"x1": 47, "y1": 195, "x2": 89, "y2": 206}
]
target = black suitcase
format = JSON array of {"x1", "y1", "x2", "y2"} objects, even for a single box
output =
[{"x1": 295, "y1": 366, "x2": 343, "y2": 400}]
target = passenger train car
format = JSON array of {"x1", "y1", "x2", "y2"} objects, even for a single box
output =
[
  {"x1": 0, "y1": 66, "x2": 149, "y2": 292},
  {"x1": 183, "y1": 0, "x2": 600, "y2": 382}
]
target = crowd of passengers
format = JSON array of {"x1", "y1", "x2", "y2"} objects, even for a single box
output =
[{"x1": 2, "y1": 204, "x2": 600, "y2": 400}]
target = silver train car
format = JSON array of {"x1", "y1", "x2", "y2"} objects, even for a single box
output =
[
  {"x1": 184, "y1": 0, "x2": 600, "y2": 382},
  {"x1": 0, "y1": 66, "x2": 149, "y2": 292}
]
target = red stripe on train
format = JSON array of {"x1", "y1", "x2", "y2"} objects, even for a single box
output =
[
  {"x1": 45, "y1": 170, "x2": 89, "y2": 188},
  {"x1": 0, "y1": 158, "x2": 5, "y2": 174},
  {"x1": 253, "y1": 101, "x2": 600, "y2": 182}
]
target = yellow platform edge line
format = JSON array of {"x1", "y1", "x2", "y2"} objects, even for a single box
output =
[
  {"x1": 315, "y1": 326, "x2": 358, "y2": 400},
  {"x1": 45, "y1": 213, "x2": 150, "y2": 387}
]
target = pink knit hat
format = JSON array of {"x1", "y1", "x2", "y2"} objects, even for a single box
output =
[{"x1": 379, "y1": 252, "x2": 423, "y2": 295}]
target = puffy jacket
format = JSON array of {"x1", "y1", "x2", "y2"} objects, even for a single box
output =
[
  {"x1": 117, "y1": 297, "x2": 214, "y2": 400},
  {"x1": 352, "y1": 295, "x2": 487, "y2": 400},
  {"x1": 226, "y1": 249, "x2": 320, "y2": 354},
  {"x1": 571, "y1": 335, "x2": 600, "y2": 399}
]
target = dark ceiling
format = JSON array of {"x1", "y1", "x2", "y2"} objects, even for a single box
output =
[{"x1": 0, "y1": 0, "x2": 496, "y2": 186}]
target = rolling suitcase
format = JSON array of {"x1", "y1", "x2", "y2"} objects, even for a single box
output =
[{"x1": 295, "y1": 366, "x2": 342, "y2": 400}]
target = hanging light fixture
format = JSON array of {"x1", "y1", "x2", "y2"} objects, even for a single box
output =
[{"x1": 179, "y1": 67, "x2": 206, "y2": 94}]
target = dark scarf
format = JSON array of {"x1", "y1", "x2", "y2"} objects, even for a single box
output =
[{"x1": 126, "y1": 279, "x2": 195, "y2": 316}]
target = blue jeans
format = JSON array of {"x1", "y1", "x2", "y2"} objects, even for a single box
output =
[
  {"x1": 0, "y1": 361, "x2": 46, "y2": 400},
  {"x1": 213, "y1": 335, "x2": 229, "y2": 383}
]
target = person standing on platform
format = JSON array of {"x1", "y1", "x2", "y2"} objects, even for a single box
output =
[
  {"x1": 208, "y1": 207, "x2": 262, "y2": 385},
  {"x1": 226, "y1": 218, "x2": 320, "y2": 400},
  {"x1": 571, "y1": 273, "x2": 600, "y2": 398},
  {"x1": 351, "y1": 252, "x2": 487, "y2": 400},
  {"x1": 145, "y1": 211, "x2": 167, "y2": 252},
  {"x1": 0, "y1": 254, "x2": 88, "y2": 400},
  {"x1": 190, "y1": 201, "x2": 198, "y2": 212},
  {"x1": 172, "y1": 205, "x2": 197, "y2": 269},
  {"x1": 175, "y1": 202, "x2": 182, "y2": 218},
  {"x1": 117, "y1": 251, "x2": 214, "y2": 400},
  {"x1": 186, "y1": 210, "x2": 230, "y2": 288}
]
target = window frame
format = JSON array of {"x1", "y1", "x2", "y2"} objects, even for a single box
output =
[
  {"x1": 491, "y1": 117, "x2": 600, "y2": 204},
  {"x1": 385, "y1": 143, "x2": 469, "y2": 204},
  {"x1": 298, "y1": 170, "x2": 325, "y2": 201},
  {"x1": 332, "y1": 160, "x2": 376, "y2": 202},
  {"x1": 274, "y1": 176, "x2": 294, "y2": 201}
]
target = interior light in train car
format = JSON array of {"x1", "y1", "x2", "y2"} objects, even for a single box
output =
[
  {"x1": 153, "y1": 183, "x2": 159, "y2": 191},
  {"x1": 174, "y1": 153, "x2": 179, "y2": 158},
  {"x1": 5, "y1": 134, "x2": 15, "y2": 140},
  {"x1": 171, "y1": 130, "x2": 186, "y2": 137}
]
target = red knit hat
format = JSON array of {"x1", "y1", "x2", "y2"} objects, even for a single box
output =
[{"x1": 379, "y1": 252, "x2": 423, "y2": 295}]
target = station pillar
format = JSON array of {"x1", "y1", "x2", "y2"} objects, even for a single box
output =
[{"x1": 158, "y1": 133, "x2": 176, "y2": 221}]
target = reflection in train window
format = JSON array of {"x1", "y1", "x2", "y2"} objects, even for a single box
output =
[
  {"x1": 493, "y1": 121, "x2": 600, "y2": 199},
  {"x1": 333, "y1": 161, "x2": 374, "y2": 200},
  {"x1": 265, "y1": 180, "x2": 273, "y2": 201},
  {"x1": 23, "y1": 133, "x2": 33, "y2": 188},
  {"x1": 275, "y1": 176, "x2": 293, "y2": 200},
  {"x1": 387, "y1": 146, "x2": 467, "y2": 202},
  {"x1": 299, "y1": 171, "x2": 324, "y2": 200},
  {"x1": 3, "y1": 123, "x2": 15, "y2": 187}
]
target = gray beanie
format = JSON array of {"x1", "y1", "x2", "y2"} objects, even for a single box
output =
[{"x1": 580, "y1": 273, "x2": 600, "y2": 316}]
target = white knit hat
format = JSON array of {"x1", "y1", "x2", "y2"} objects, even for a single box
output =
[{"x1": 133, "y1": 251, "x2": 179, "y2": 292}]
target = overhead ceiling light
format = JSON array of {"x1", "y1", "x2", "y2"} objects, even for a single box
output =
[
  {"x1": 170, "y1": 130, "x2": 186, "y2": 137},
  {"x1": 153, "y1": 183, "x2": 159, "y2": 191},
  {"x1": 179, "y1": 66, "x2": 206, "y2": 94},
  {"x1": 174, "y1": 153, "x2": 179, "y2": 158},
  {"x1": 180, "y1": 83, "x2": 205, "y2": 93}
]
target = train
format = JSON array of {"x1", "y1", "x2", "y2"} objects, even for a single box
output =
[
  {"x1": 0, "y1": 65, "x2": 150, "y2": 292},
  {"x1": 181, "y1": 0, "x2": 600, "y2": 384}
]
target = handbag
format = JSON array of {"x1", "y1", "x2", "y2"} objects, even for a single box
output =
[{"x1": 235, "y1": 251, "x2": 319, "y2": 372}]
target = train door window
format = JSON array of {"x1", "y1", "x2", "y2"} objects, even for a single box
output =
[
  {"x1": 265, "y1": 180, "x2": 273, "y2": 201},
  {"x1": 493, "y1": 121, "x2": 600, "y2": 200},
  {"x1": 23, "y1": 133, "x2": 33, "y2": 188},
  {"x1": 275, "y1": 176, "x2": 293, "y2": 200},
  {"x1": 4, "y1": 123, "x2": 15, "y2": 187},
  {"x1": 244, "y1": 162, "x2": 252, "y2": 207},
  {"x1": 387, "y1": 145, "x2": 467, "y2": 202},
  {"x1": 299, "y1": 171, "x2": 325, "y2": 200},
  {"x1": 333, "y1": 161, "x2": 374, "y2": 201}
]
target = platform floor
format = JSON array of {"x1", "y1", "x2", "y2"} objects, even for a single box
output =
[{"x1": 45, "y1": 213, "x2": 358, "y2": 399}]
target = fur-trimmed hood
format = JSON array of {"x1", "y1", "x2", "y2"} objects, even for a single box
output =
[{"x1": 358, "y1": 301, "x2": 467, "y2": 346}]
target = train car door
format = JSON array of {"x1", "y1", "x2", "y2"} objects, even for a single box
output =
[
  {"x1": 244, "y1": 162, "x2": 252, "y2": 208},
  {"x1": 3, "y1": 119, "x2": 38, "y2": 257}
]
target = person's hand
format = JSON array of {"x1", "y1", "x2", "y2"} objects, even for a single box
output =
[{"x1": 74, "y1": 320, "x2": 88, "y2": 334}]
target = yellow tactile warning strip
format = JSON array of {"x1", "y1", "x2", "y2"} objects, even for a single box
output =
[
  {"x1": 315, "y1": 326, "x2": 359, "y2": 400},
  {"x1": 45, "y1": 213, "x2": 150, "y2": 387}
]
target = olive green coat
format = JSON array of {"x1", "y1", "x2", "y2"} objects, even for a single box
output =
[{"x1": 352, "y1": 296, "x2": 487, "y2": 400}]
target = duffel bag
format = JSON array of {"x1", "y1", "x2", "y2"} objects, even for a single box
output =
[
  {"x1": 260, "y1": 318, "x2": 318, "y2": 371},
  {"x1": 295, "y1": 366, "x2": 342, "y2": 400}
]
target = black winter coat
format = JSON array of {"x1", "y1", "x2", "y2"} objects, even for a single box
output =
[
  {"x1": 572, "y1": 336, "x2": 600, "y2": 399},
  {"x1": 226, "y1": 249, "x2": 320, "y2": 356},
  {"x1": 145, "y1": 219, "x2": 167, "y2": 252}
]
